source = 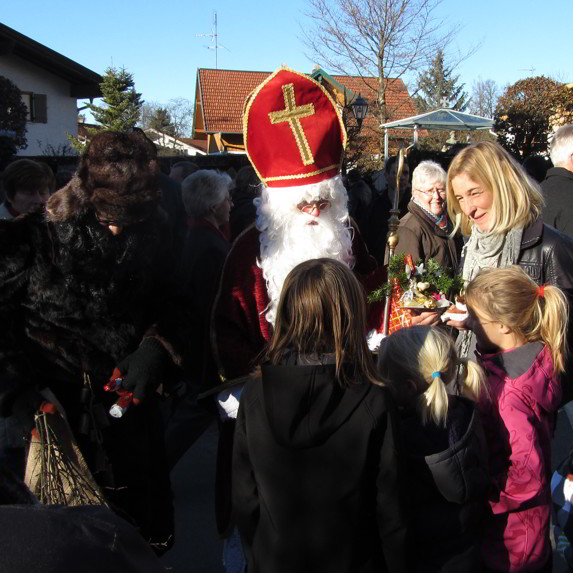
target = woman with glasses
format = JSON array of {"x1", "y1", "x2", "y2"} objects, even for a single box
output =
[{"x1": 393, "y1": 160, "x2": 463, "y2": 269}]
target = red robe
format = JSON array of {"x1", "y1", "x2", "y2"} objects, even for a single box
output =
[{"x1": 211, "y1": 223, "x2": 382, "y2": 382}]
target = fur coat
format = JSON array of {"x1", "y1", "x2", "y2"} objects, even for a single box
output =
[{"x1": 0, "y1": 194, "x2": 190, "y2": 551}]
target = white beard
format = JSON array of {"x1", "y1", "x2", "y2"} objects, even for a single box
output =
[{"x1": 255, "y1": 175, "x2": 354, "y2": 326}]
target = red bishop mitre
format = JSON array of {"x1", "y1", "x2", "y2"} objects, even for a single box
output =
[{"x1": 244, "y1": 67, "x2": 347, "y2": 188}]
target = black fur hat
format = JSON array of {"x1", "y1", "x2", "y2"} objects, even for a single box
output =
[{"x1": 46, "y1": 130, "x2": 160, "y2": 224}]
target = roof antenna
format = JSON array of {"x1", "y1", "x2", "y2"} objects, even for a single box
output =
[{"x1": 195, "y1": 11, "x2": 230, "y2": 69}]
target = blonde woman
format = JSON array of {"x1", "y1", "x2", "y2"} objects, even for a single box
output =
[
  {"x1": 445, "y1": 141, "x2": 573, "y2": 366},
  {"x1": 465, "y1": 266, "x2": 569, "y2": 573},
  {"x1": 377, "y1": 325, "x2": 488, "y2": 573}
]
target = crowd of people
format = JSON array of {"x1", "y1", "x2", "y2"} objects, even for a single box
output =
[{"x1": 1, "y1": 66, "x2": 573, "y2": 573}]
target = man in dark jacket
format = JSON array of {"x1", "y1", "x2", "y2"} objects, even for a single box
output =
[
  {"x1": 0, "y1": 131, "x2": 190, "y2": 553},
  {"x1": 542, "y1": 124, "x2": 573, "y2": 236}
]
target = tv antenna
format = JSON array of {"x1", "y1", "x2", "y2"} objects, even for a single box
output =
[
  {"x1": 196, "y1": 11, "x2": 230, "y2": 69},
  {"x1": 518, "y1": 66, "x2": 536, "y2": 75}
]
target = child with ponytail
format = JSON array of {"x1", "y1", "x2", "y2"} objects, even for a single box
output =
[
  {"x1": 465, "y1": 265, "x2": 569, "y2": 573},
  {"x1": 377, "y1": 325, "x2": 489, "y2": 573}
]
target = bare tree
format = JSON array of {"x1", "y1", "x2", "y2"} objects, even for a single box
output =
[
  {"x1": 140, "y1": 98, "x2": 193, "y2": 140},
  {"x1": 167, "y1": 98, "x2": 194, "y2": 139},
  {"x1": 470, "y1": 78, "x2": 499, "y2": 118},
  {"x1": 301, "y1": 0, "x2": 460, "y2": 152}
]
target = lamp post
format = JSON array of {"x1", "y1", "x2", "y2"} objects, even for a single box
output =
[
  {"x1": 350, "y1": 94, "x2": 368, "y2": 131},
  {"x1": 342, "y1": 93, "x2": 369, "y2": 174}
]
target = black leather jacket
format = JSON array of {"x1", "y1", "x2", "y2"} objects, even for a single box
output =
[
  {"x1": 519, "y1": 221, "x2": 573, "y2": 402},
  {"x1": 460, "y1": 218, "x2": 573, "y2": 292},
  {"x1": 517, "y1": 218, "x2": 573, "y2": 293}
]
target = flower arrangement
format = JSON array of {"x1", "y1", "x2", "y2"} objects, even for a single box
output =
[{"x1": 368, "y1": 254, "x2": 465, "y2": 307}]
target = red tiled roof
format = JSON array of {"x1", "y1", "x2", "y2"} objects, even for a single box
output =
[
  {"x1": 198, "y1": 69, "x2": 270, "y2": 134},
  {"x1": 331, "y1": 75, "x2": 417, "y2": 125},
  {"x1": 197, "y1": 69, "x2": 416, "y2": 135},
  {"x1": 197, "y1": 68, "x2": 416, "y2": 151}
]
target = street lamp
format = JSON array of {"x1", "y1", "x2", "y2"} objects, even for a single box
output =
[{"x1": 350, "y1": 94, "x2": 368, "y2": 130}]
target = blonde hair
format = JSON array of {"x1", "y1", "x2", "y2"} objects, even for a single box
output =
[
  {"x1": 447, "y1": 141, "x2": 544, "y2": 236},
  {"x1": 264, "y1": 258, "x2": 379, "y2": 387},
  {"x1": 465, "y1": 266, "x2": 569, "y2": 373},
  {"x1": 377, "y1": 326, "x2": 487, "y2": 426}
]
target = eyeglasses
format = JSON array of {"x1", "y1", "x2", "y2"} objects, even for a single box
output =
[
  {"x1": 297, "y1": 200, "x2": 330, "y2": 214},
  {"x1": 416, "y1": 186, "x2": 446, "y2": 197}
]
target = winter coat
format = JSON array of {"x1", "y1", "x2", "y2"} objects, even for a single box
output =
[
  {"x1": 233, "y1": 357, "x2": 407, "y2": 573},
  {"x1": 229, "y1": 189, "x2": 257, "y2": 241},
  {"x1": 179, "y1": 218, "x2": 230, "y2": 386},
  {"x1": 393, "y1": 201, "x2": 463, "y2": 269},
  {"x1": 541, "y1": 167, "x2": 573, "y2": 237},
  {"x1": 477, "y1": 343, "x2": 561, "y2": 572},
  {"x1": 458, "y1": 218, "x2": 573, "y2": 296},
  {"x1": 0, "y1": 209, "x2": 190, "y2": 549},
  {"x1": 400, "y1": 395, "x2": 489, "y2": 573}
]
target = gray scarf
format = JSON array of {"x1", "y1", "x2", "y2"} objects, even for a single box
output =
[{"x1": 458, "y1": 224, "x2": 524, "y2": 358}]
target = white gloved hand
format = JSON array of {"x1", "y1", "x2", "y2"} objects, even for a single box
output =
[
  {"x1": 564, "y1": 477, "x2": 573, "y2": 503},
  {"x1": 216, "y1": 385, "x2": 243, "y2": 421},
  {"x1": 367, "y1": 329, "x2": 386, "y2": 352}
]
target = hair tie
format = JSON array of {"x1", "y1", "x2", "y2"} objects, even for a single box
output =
[
  {"x1": 538, "y1": 285, "x2": 545, "y2": 298},
  {"x1": 431, "y1": 371, "x2": 441, "y2": 380}
]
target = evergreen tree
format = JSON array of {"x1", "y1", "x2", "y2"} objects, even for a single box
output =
[
  {"x1": 70, "y1": 67, "x2": 143, "y2": 152},
  {"x1": 0, "y1": 75, "x2": 28, "y2": 150},
  {"x1": 87, "y1": 67, "x2": 143, "y2": 131},
  {"x1": 416, "y1": 50, "x2": 469, "y2": 112},
  {"x1": 148, "y1": 107, "x2": 175, "y2": 136}
]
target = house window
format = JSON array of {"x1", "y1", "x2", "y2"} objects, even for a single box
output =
[{"x1": 20, "y1": 92, "x2": 47, "y2": 123}]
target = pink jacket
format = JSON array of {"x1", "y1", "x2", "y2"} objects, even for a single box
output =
[{"x1": 478, "y1": 342, "x2": 561, "y2": 572}]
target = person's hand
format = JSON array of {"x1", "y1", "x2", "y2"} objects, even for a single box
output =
[
  {"x1": 115, "y1": 338, "x2": 170, "y2": 403},
  {"x1": 445, "y1": 317, "x2": 471, "y2": 330},
  {"x1": 410, "y1": 310, "x2": 441, "y2": 326},
  {"x1": 216, "y1": 385, "x2": 244, "y2": 421}
]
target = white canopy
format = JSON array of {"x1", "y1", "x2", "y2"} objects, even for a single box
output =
[{"x1": 381, "y1": 108, "x2": 494, "y2": 160}]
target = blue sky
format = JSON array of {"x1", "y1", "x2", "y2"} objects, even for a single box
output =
[{"x1": 2, "y1": 0, "x2": 572, "y2": 112}]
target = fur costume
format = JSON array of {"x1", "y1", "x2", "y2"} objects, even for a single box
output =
[
  {"x1": 0, "y1": 132, "x2": 190, "y2": 552},
  {"x1": 46, "y1": 130, "x2": 161, "y2": 225}
]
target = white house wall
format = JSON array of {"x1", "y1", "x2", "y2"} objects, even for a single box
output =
[{"x1": 0, "y1": 54, "x2": 77, "y2": 156}]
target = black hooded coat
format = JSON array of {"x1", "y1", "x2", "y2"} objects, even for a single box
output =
[
  {"x1": 399, "y1": 395, "x2": 489, "y2": 573},
  {"x1": 232, "y1": 357, "x2": 407, "y2": 573}
]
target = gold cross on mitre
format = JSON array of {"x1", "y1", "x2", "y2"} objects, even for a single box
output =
[{"x1": 268, "y1": 83, "x2": 316, "y2": 166}]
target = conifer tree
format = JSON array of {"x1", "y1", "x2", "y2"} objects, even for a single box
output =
[
  {"x1": 70, "y1": 66, "x2": 143, "y2": 152},
  {"x1": 0, "y1": 75, "x2": 28, "y2": 150},
  {"x1": 87, "y1": 67, "x2": 143, "y2": 131},
  {"x1": 415, "y1": 50, "x2": 468, "y2": 112},
  {"x1": 148, "y1": 107, "x2": 175, "y2": 136}
]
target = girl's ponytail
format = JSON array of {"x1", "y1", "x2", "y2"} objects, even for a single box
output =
[
  {"x1": 537, "y1": 285, "x2": 568, "y2": 373},
  {"x1": 457, "y1": 357, "x2": 488, "y2": 402},
  {"x1": 421, "y1": 370, "x2": 449, "y2": 426}
]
